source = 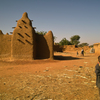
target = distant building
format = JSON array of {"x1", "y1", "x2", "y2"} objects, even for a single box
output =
[{"x1": 94, "y1": 43, "x2": 100, "y2": 55}]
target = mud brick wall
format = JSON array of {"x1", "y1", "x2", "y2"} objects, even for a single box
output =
[
  {"x1": 11, "y1": 12, "x2": 35, "y2": 60},
  {"x1": 54, "y1": 44, "x2": 90, "y2": 53},
  {"x1": 54, "y1": 45, "x2": 63, "y2": 52},
  {"x1": 94, "y1": 43, "x2": 100, "y2": 55},
  {"x1": 83, "y1": 46, "x2": 90, "y2": 52},
  {"x1": 54, "y1": 45, "x2": 76, "y2": 52},
  {"x1": 83, "y1": 46, "x2": 90, "y2": 50},
  {"x1": 0, "y1": 30, "x2": 11, "y2": 59},
  {"x1": 35, "y1": 31, "x2": 54, "y2": 59},
  {"x1": 63, "y1": 45, "x2": 76, "y2": 52}
]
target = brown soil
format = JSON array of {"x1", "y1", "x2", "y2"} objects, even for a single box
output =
[{"x1": 0, "y1": 51, "x2": 99, "y2": 100}]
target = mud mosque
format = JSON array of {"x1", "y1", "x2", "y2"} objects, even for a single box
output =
[{"x1": 0, "y1": 12, "x2": 54, "y2": 60}]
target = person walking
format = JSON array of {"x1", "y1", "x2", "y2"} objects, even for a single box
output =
[
  {"x1": 77, "y1": 51, "x2": 78, "y2": 56},
  {"x1": 81, "y1": 49, "x2": 84, "y2": 56}
]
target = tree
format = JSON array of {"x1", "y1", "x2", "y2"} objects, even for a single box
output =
[
  {"x1": 78, "y1": 43, "x2": 89, "y2": 47},
  {"x1": 36, "y1": 31, "x2": 47, "y2": 35},
  {"x1": 89, "y1": 45, "x2": 93, "y2": 48},
  {"x1": 59, "y1": 38, "x2": 72, "y2": 45},
  {"x1": 36, "y1": 31, "x2": 57, "y2": 42},
  {"x1": 70, "y1": 35, "x2": 80, "y2": 45}
]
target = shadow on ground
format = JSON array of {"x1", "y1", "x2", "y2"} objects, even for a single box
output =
[
  {"x1": 0, "y1": 55, "x2": 82, "y2": 66},
  {"x1": 54, "y1": 55, "x2": 82, "y2": 60}
]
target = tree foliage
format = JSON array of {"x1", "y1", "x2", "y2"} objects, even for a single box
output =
[
  {"x1": 59, "y1": 38, "x2": 72, "y2": 45},
  {"x1": 89, "y1": 45, "x2": 93, "y2": 48},
  {"x1": 70, "y1": 35, "x2": 80, "y2": 45},
  {"x1": 36, "y1": 31, "x2": 47, "y2": 35},
  {"x1": 36, "y1": 31, "x2": 57, "y2": 42},
  {"x1": 78, "y1": 43, "x2": 89, "y2": 47}
]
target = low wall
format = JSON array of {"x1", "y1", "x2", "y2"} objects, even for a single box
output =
[
  {"x1": 0, "y1": 32, "x2": 11, "y2": 59},
  {"x1": 54, "y1": 44, "x2": 91, "y2": 53},
  {"x1": 54, "y1": 45, "x2": 63, "y2": 52},
  {"x1": 63, "y1": 45, "x2": 76, "y2": 52}
]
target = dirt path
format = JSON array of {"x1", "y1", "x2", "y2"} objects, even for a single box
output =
[{"x1": 0, "y1": 52, "x2": 99, "y2": 100}]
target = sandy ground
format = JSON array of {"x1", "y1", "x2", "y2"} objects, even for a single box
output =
[{"x1": 0, "y1": 51, "x2": 99, "y2": 100}]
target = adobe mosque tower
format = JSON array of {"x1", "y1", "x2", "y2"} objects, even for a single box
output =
[
  {"x1": 11, "y1": 12, "x2": 35, "y2": 60},
  {"x1": 11, "y1": 12, "x2": 54, "y2": 60}
]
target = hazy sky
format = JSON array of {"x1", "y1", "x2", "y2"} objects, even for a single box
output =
[{"x1": 0, "y1": 0, "x2": 100, "y2": 45}]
